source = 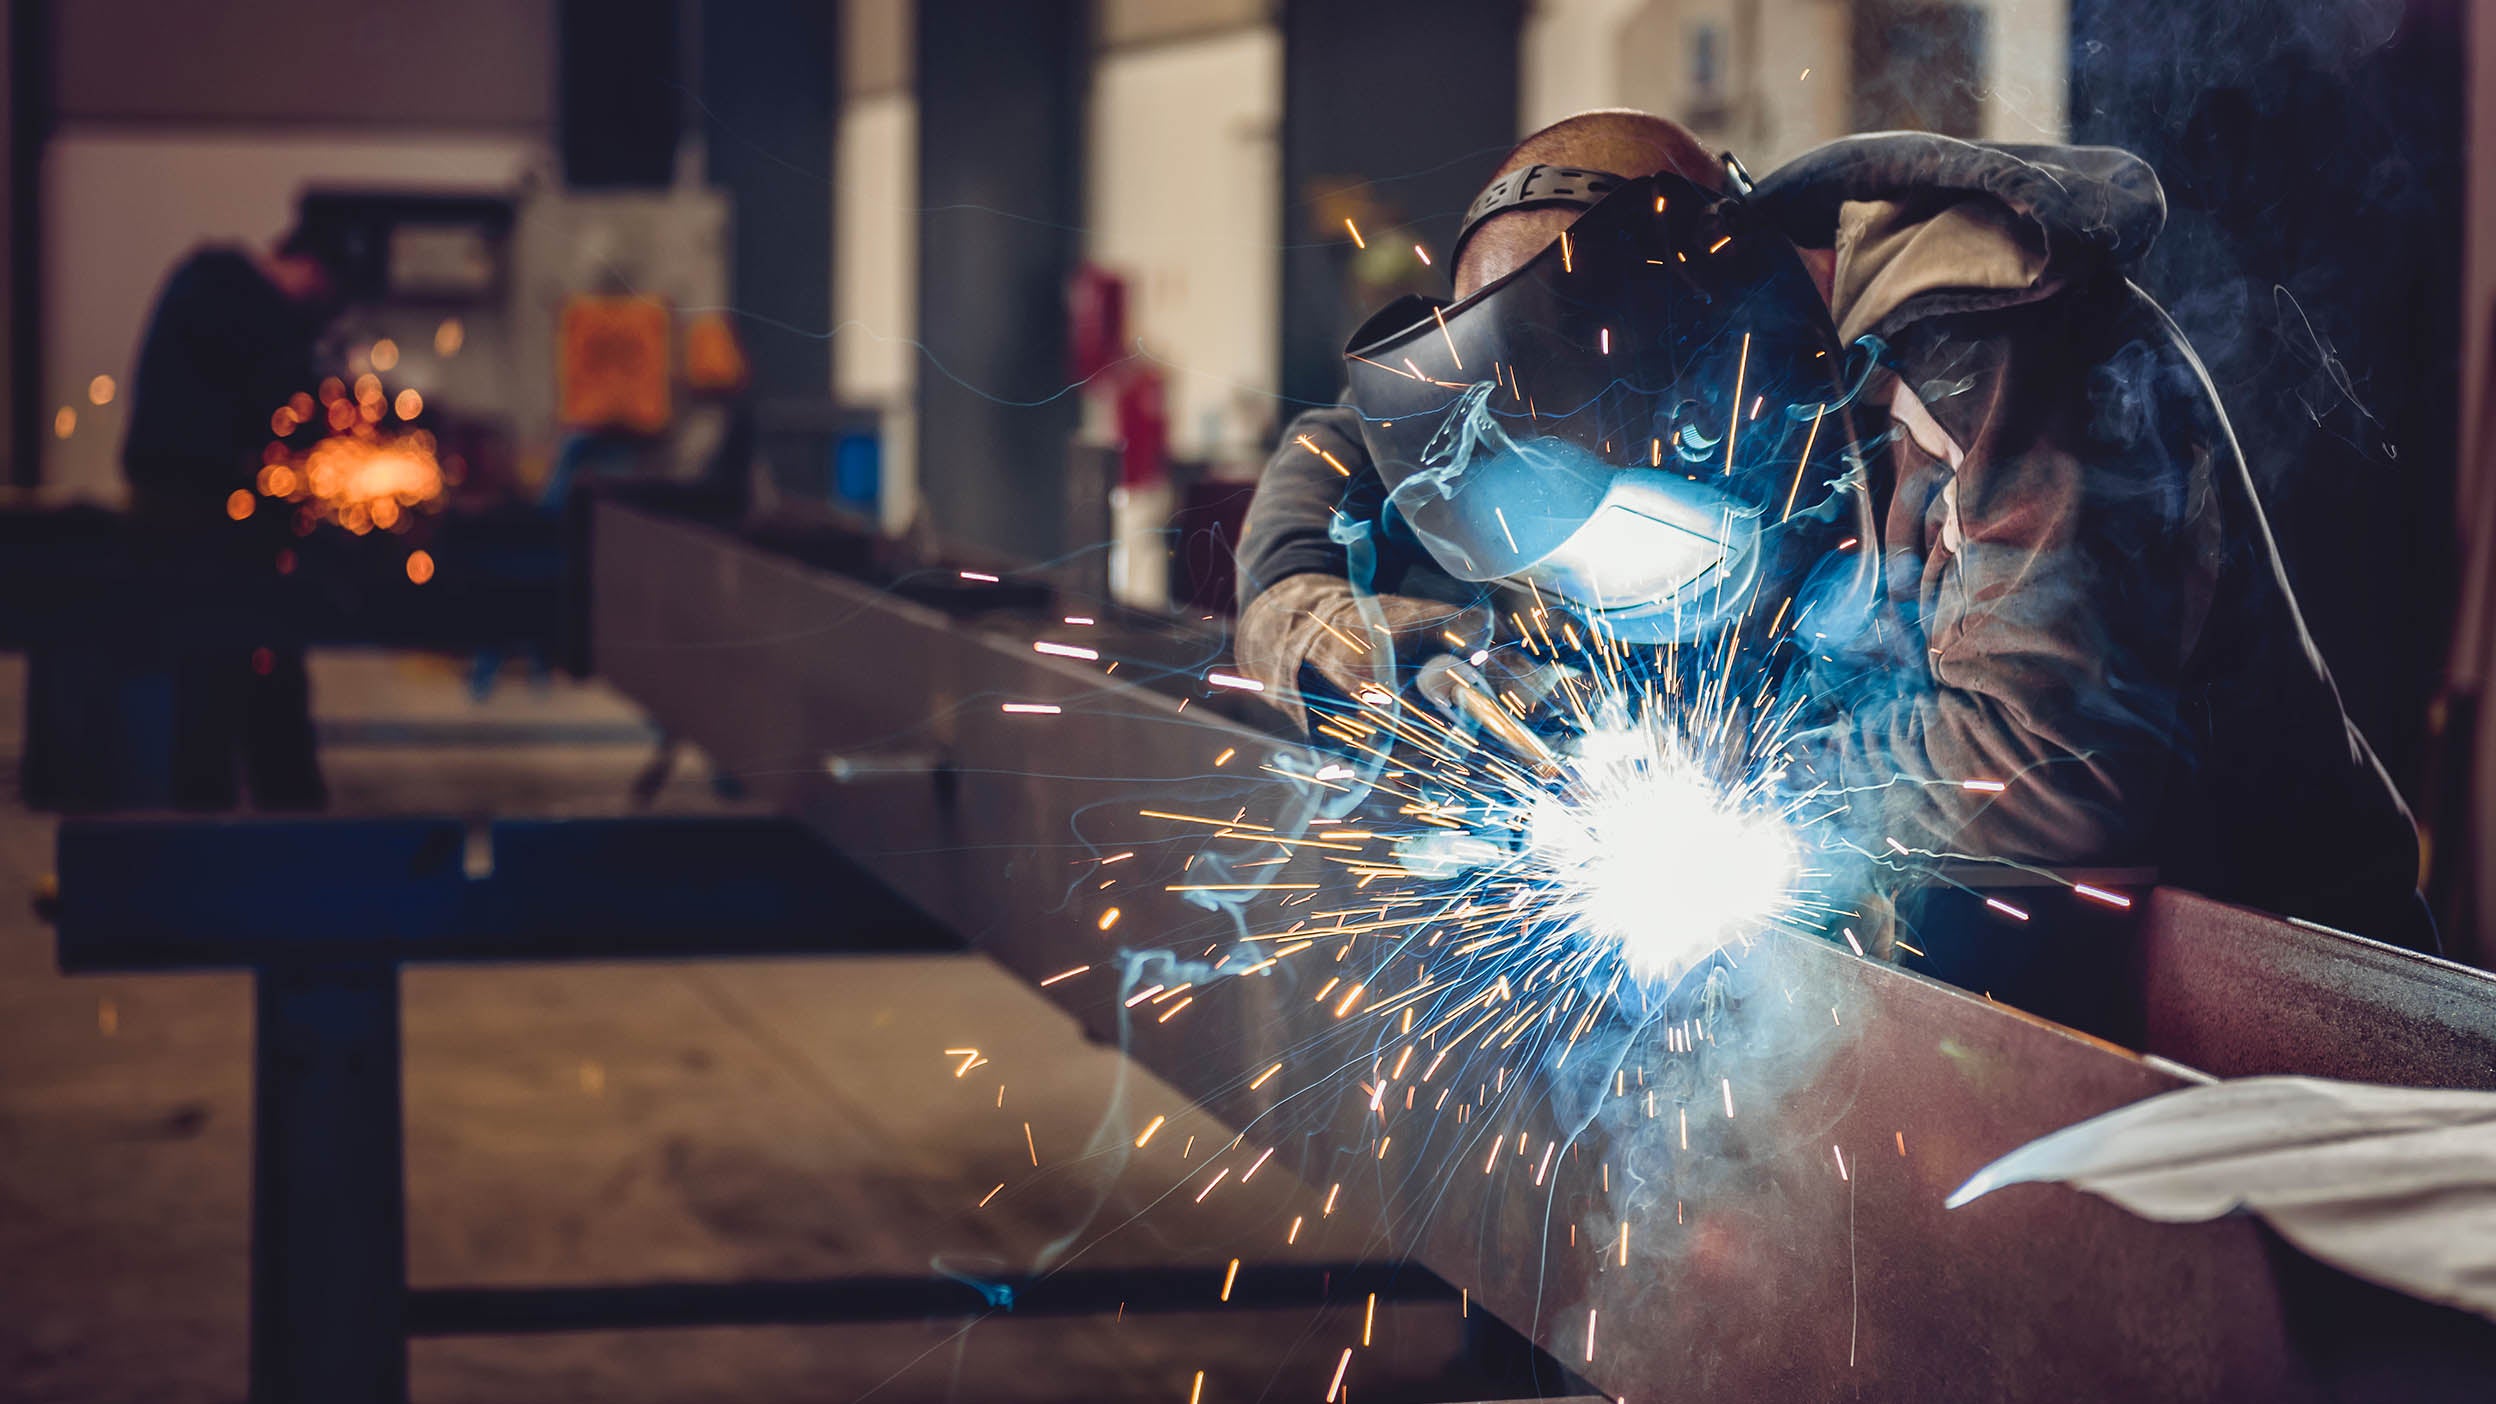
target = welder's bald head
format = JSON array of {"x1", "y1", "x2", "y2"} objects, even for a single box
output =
[{"x1": 1454, "y1": 111, "x2": 1727, "y2": 299}]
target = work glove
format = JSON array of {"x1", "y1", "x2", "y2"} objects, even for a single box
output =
[{"x1": 1234, "y1": 573, "x2": 1492, "y2": 732}]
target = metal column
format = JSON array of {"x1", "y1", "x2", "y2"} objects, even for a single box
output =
[{"x1": 914, "y1": 0, "x2": 1087, "y2": 562}]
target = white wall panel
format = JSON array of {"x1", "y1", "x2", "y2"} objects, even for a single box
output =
[
  {"x1": 835, "y1": 93, "x2": 918, "y2": 531},
  {"x1": 1086, "y1": 25, "x2": 1282, "y2": 460}
]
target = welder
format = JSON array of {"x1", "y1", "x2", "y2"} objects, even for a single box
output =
[
  {"x1": 1234, "y1": 111, "x2": 2430, "y2": 951},
  {"x1": 120, "y1": 216, "x2": 359, "y2": 810}
]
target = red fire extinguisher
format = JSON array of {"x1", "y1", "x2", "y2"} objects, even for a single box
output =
[{"x1": 1067, "y1": 263, "x2": 1129, "y2": 385}]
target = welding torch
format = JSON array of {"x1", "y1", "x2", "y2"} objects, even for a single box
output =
[{"x1": 1416, "y1": 654, "x2": 1568, "y2": 779}]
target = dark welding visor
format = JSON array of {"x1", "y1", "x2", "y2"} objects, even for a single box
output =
[{"x1": 1342, "y1": 170, "x2": 1855, "y2": 643}]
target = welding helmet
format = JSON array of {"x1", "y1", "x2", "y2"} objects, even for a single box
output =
[{"x1": 1343, "y1": 166, "x2": 1868, "y2": 644}]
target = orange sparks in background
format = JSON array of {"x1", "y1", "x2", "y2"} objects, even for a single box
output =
[
  {"x1": 1413, "y1": 243, "x2": 1432, "y2": 265},
  {"x1": 1136, "y1": 1115, "x2": 1166, "y2": 1148},
  {"x1": 1326, "y1": 1348, "x2": 1353, "y2": 1402},
  {"x1": 267, "y1": 426, "x2": 446, "y2": 533},
  {"x1": 52, "y1": 407, "x2": 74, "y2": 439},
  {"x1": 1363, "y1": 1292, "x2": 1376, "y2": 1346},
  {"x1": 394, "y1": 388, "x2": 423, "y2": 420},
  {"x1": 369, "y1": 338, "x2": 400, "y2": 371},
  {"x1": 1287, "y1": 1215, "x2": 1303, "y2": 1243},
  {"x1": 1191, "y1": 1371, "x2": 1205, "y2": 1404},
  {"x1": 1343, "y1": 219, "x2": 1365, "y2": 248},
  {"x1": 1098, "y1": 907, "x2": 1122, "y2": 931},
  {"x1": 87, "y1": 375, "x2": 115, "y2": 406},
  {"x1": 405, "y1": 550, "x2": 436, "y2": 585},
  {"x1": 435, "y1": 318, "x2": 465, "y2": 356},
  {"x1": 1221, "y1": 1259, "x2": 1240, "y2": 1302},
  {"x1": 225, "y1": 490, "x2": 255, "y2": 521},
  {"x1": 977, "y1": 1182, "x2": 1004, "y2": 1208}
]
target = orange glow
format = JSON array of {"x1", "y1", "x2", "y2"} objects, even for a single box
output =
[
  {"x1": 289, "y1": 392, "x2": 316, "y2": 419},
  {"x1": 272, "y1": 408, "x2": 298, "y2": 435},
  {"x1": 226, "y1": 490, "x2": 255, "y2": 521},
  {"x1": 370, "y1": 338, "x2": 400, "y2": 371},
  {"x1": 88, "y1": 375, "x2": 115, "y2": 406},
  {"x1": 52, "y1": 407, "x2": 74, "y2": 439},
  {"x1": 264, "y1": 378, "x2": 449, "y2": 535},
  {"x1": 405, "y1": 550, "x2": 435, "y2": 584},
  {"x1": 434, "y1": 318, "x2": 464, "y2": 357},
  {"x1": 297, "y1": 430, "x2": 444, "y2": 524}
]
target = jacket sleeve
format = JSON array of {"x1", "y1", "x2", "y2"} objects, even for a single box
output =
[
  {"x1": 1235, "y1": 402, "x2": 1383, "y2": 610},
  {"x1": 1799, "y1": 300, "x2": 2214, "y2": 866}
]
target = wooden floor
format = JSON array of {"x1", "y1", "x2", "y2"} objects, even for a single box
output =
[{"x1": 0, "y1": 652, "x2": 1543, "y2": 1404}]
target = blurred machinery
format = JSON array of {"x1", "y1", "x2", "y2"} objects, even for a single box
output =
[
  {"x1": 295, "y1": 177, "x2": 739, "y2": 503},
  {"x1": 0, "y1": 176, "x2": 759, "y2": 811}
]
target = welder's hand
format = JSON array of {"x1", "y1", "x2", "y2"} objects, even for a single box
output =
[
  {"x1": 1234, "y1": 573, "x2": 1492, "y2": 731},
  {"x1": 1474, "y1": 649, "x2": 1582, "y2": 721}
]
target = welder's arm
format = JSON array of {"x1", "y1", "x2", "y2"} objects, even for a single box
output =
[
  {"x1": 1236, "y1": 403, "x2": 1375, "y2": 610},
  {"x1": 1234, "y1": 404, "x2": 1488, "y2": 729},
  {"x1": 1801, "y1": 341, "x2": 2206, "y2": 867}
]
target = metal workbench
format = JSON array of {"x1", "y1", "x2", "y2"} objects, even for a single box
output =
[{"x1": 592, "y1": 500, "x2": 2496, "y2": 1402}]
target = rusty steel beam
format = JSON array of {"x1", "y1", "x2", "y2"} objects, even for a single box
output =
[{"x1": 592, "y1": 502, "x2": 2496, "y2": 1401}]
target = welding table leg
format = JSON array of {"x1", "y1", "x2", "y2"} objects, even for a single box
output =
[{"x1": 249, "y1": 963, "x2": 408, "y2": 1404}]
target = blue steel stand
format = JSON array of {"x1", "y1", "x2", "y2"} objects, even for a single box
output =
[
  {"x1": 51, "y1": 816, "x2": 1492, "y2": 1404},
  {"x1": 252, "y1": 964, "x2": 408, "y2": 1403}
]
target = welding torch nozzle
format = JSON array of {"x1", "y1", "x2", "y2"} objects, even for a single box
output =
[{"x1": 1416, "y1": 655, "x2": 1566, "y2": 779}]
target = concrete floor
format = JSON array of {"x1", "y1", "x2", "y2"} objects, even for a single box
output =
[{"x1": 0, "y1": 652, "x2": 1539, "y2": 1404}]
